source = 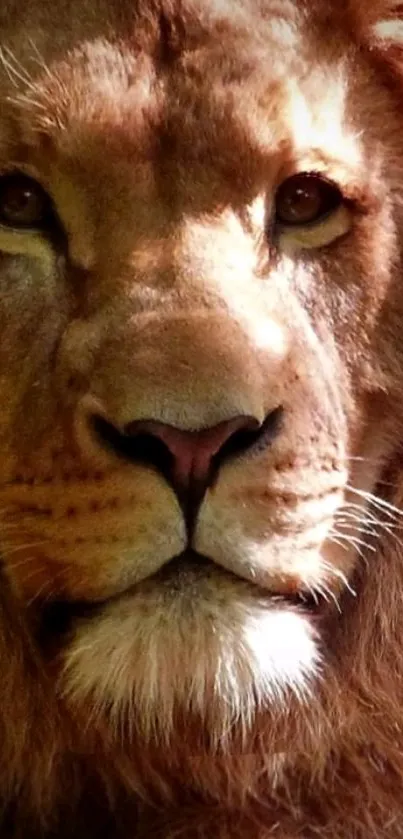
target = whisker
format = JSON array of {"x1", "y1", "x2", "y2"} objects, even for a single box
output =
[
  {"x1": 26, "y1": 38, "x2": 54, "y2": 81},
  {"x1": 346, "y1": 485, "x2": 403, "y2": 520},
  {"x1": 315, "y1": 582, "x2": 342, "y2": 613},
  {"x1": 336, "y1": 497, "x2": 403, "y2": 553},
  {"x1": 334, "y1": 518, "x2": 379, "y2": 538},
  {"x1": 327, "y1": 530, "x2": 370, "y2": 565},
  {"x1": 0, "y1": 539, "x2": 50, "y2": 559},
  {"x1": 0, "y1": 45, "x2": 36, "y2": 90},
  {"x1": 320, "y1": 559, "x2": 357, "y2": 597},
  {"x1": 14, "y1": 565, "x2": 48, "y2": 590},
  {"x1": 333, "y1": 531, "x2": 376, "y2": 553},
  {"x1": 27, "y1": 578, "x2": 54, "y2": 607},
  {"x1": 340, "y1": 504, "x2": 403, "y2": 532},
  {"x1": 26, "y1": 566, "x2": 66, "y2": 607}
]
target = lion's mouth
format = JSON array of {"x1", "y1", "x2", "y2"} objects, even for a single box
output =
[{"x1": 37, "y1": 549, "x2": 321, "y2": 641}]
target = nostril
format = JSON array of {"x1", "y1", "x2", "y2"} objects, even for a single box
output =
[
  {"x1": 91, "y1": 415, "x2": 175, "y2": 480},
  {"x1": 213, "y1": 405, "x2": 284, "y2": 469}
]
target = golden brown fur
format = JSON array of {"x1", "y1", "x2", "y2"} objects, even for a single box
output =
[{"x1": 1, "y1": 0, "x2": 403, "y2": 836}]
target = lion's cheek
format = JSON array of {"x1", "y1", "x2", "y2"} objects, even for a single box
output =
[
  {"x1": 195, "y1": 465, "x2": 344, "y2": 594},
  {"x1": 0, "y1": 469, "x2": 187, "y2": 602}
]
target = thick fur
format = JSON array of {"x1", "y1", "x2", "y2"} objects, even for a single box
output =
[{"x1": 1, "y1": 0, "x2": 403, "y2": 836}]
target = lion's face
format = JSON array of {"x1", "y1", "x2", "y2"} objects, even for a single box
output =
[{"x1": 0, "y1": 0, "x2": 403, "y2": 748}]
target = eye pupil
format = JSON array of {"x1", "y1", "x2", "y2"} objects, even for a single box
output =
[
  {"x1": 0, "y1": 175, "x2": 48, "y2": 228},
  {"x1": 275, "y1": 174, "x2": 342, "y2": 227}
]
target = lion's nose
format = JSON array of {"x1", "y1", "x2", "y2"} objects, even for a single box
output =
[
  {"x1": 90, "y1": 409, "x2": 282, "y2": 523},
  {"x1": 124, "y1": 416, "x2": 257, "y2": 491}
]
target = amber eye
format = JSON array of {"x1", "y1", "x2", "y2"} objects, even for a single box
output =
[
  {"x1": 275, "y1": 174, "x2": 343, "y2": 227},
  {"x1": 0, "y1": 174, "x2": 51, "y2": 229}
]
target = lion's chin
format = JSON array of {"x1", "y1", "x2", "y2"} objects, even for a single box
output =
[{"x1": 58, "y1": 561, "x2": 321, "y2": 746}]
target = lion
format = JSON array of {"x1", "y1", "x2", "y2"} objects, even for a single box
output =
[{"x1": 1, "y1": 0, "x2": 403, "y2": 835}]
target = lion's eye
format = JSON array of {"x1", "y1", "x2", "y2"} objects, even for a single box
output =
[
  {"x1": 0, "y1": 174, "x2": 51, "y2": 229},
  {"x1": 275, "y1": 174, "x2": 343, "y2": 227}
]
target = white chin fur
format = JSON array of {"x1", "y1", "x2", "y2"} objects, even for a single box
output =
[{"x1": 62, "y1": 575, "x2": 320, "y2": 746}]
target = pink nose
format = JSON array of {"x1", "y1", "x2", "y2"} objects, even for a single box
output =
[{"x1": 124, "y1": 416, "x2": 259, "y2": 492}]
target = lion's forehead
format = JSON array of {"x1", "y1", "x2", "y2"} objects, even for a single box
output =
[{"x1": 0, "y1": 1, "x2": 355, "y2": 199}]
